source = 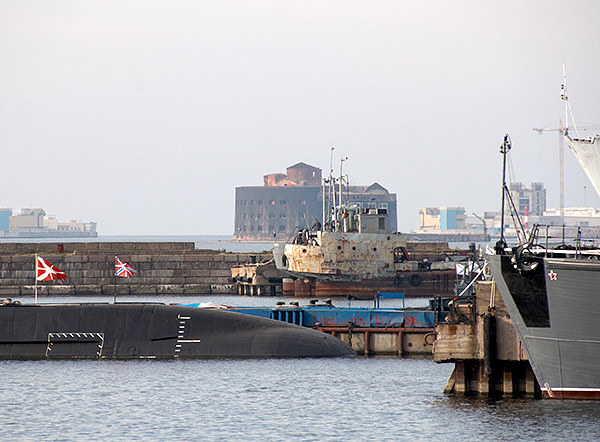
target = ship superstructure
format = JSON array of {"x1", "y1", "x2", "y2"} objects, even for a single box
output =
[{"x1": 273, "y1": 155, "x2": 467, "y2": 298}]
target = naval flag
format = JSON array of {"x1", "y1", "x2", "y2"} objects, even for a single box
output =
[
  {"x1": 36, "y1": 255, "x2": 66, "y2": 281},
  {"x1": 115, "y1": 256, "x2": 136, "y2": 278}
]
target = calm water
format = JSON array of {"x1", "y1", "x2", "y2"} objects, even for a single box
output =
[{"x1": 2, "y1": 357, "x2": 600, "y2": 442}]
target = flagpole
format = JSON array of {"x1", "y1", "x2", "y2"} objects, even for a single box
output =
[
  {"x1": 34, "y1": 254, "x2": 38, "y2": 304},
  {"x1": 113, "y1": 256, "x2": 117, "y2": 303}
]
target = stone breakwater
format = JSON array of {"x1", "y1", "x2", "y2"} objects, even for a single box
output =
[{"x1": 0, "y1": 242, "x2": 268, "y2": 297}]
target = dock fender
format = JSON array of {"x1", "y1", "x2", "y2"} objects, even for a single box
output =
[
  {"x1": 424, "y1": 332, "x2": 436, "y2": 345},
  {"x1": 409, "y1": 274, "x2": 421, "y2": 286}
]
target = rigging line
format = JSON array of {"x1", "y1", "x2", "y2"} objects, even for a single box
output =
[{"x1": 506, "y1": 150, "x2": 517, "y2": 187}]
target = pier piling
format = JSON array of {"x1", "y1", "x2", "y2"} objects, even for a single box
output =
[{"x1": 433, "y1": 281, "x2": 541, "y2": 397}]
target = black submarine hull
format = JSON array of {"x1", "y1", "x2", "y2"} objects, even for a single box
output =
[{"x1": 0, "y1": 303, "x2": 355, "y2": 359}]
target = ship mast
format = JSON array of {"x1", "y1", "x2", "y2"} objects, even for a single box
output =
[
  {"x1": 497, "y1": 134, "x2": 511, "y2": 252},
  {"x1": 330, "y1": 146, "x2": 336, "y2": 221},
  {"x1": 339, "y1": 155, "x2": 348, "y2": 206},
  {"x1": 561, "y1": 63, "x2": 579, "y2": 138}
]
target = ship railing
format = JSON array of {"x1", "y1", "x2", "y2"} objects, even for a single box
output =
[{"x1": 520, "y1": 224, "x2": 600, "y2": 259}]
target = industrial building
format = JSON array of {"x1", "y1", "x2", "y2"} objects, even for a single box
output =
[
  {"x1": 0, "y1": 208, "x2": 97, "y2": 237},
  {"x1": 419, "y1": 207, "x2": 466, "y2": 231},
  {"x1": 234, "y1": 162, "x2": 398, "y2": 241},
  {"x1": 508, "y1": 182, "x2": 546, "y2": 217}
]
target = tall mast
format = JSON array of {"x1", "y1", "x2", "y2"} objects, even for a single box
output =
[
  {"x1": 330, "y1": 146, "x2": 336, "y2": 222},
  {"x1": 561, "y1": 63, "x2": 579, "y2": 138},
  {"x1": 339, "y1": 156, "x2": 348, "y2": 206},
  {"x1": 499, "y1": 134, "x2": 512, "y2": 249},
  {"x1": 322, "y1": 176, "x2": 326, "y2": 229}
]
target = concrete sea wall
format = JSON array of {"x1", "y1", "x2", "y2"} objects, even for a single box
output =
[{"x1": 0, "y1": 242, "x2": 268, "y2": 297}]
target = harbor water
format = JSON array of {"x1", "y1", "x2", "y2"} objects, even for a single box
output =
[
  {"x1": 1, "y1": 236, "x2": 599, "y2": 440},
  {"x1": 2, "y1": 354, "x2": 600, "y2": 441},
  {"x1": 2, "y1": 295, "x2": 600, "y2": 441}
]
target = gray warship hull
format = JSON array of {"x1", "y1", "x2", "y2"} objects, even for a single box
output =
[
  {"x1": 488, "y1": 254, "x2": 600, "y2": 399},
  {"x1": 0, "y1": 303, "x2": 355, "y2": 359}
]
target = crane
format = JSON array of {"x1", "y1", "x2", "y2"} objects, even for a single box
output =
[{"x1": 532, "y1": 121, "x2": 566, "y2": 224}]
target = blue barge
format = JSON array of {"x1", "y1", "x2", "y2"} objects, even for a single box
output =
[
  {"x1": 180, "y1": 293, "x2": 448, "y2": 356},
  {"x1": 181, "y1": 302, "x2": 435, "y2": 328}
]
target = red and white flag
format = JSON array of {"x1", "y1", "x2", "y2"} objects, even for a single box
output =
[
  {"x1": 36, "y1": 256, "x2": 66, "y2": 281},
  {"x1": 115, "y1": 256, "x2": 136, "y2": 278}
]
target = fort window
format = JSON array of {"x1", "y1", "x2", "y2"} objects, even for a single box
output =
[
  {"x1": 280, "y1": 200, "x2": 286, "y2": 204},
  {"x1": 278, "y1": 225, "x2": 285, "y2": 232},
  {"x1": 250, "y1": 225, "x2": 254, "y2": 231},
  {"x1": 270, "y1": 200, "x2": 275, "y2": 205},
  {"x1": 299, "y1": 200, "x2": 306, "y2": 205},
  {"x1": 257, "y1": 226, "x2": 262, "y2": 231},
  {"x1": 258, "y1": 200, "x2": 263, "y2": 205},
  {"x1": 250, "y1": 200, "x2": 254, "y2": 205},
  {"x1": 280, "y1": 213, "x2": 286, "y2": 218}
]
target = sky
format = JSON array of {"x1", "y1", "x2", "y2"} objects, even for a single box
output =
[{"x1": 2, "y1": 0, "x2": 600, "y2": 235}]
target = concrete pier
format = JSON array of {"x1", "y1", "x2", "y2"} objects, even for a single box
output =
[
  {"x1": 433, "y1": 281, "x2": 541, "y2": 397},
  {"x1": 231, "y1": 259, "x2": 283, "y2": 296},
  {"x1": 0, "y1": 242, "x2": 271, "y2": 296}
]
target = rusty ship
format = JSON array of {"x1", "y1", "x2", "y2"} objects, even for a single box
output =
[{"x1": 272, "y1": 202, "x2": 468, "y2": 298}]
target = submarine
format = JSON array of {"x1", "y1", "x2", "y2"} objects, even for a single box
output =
[{"x1": 0, "y1": 301, "x2": 355, "y2": 359}]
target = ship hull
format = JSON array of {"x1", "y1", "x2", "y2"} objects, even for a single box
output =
[
  {"x1": 0, "y1": 303, "x2": 355, "y2": 359},
  {"x1": 282, "y1": 272, "x2": 456, "y2": 298},
  {"x1": 488, "y1": 254, "x2": 600, "y2": 399},
  {"x1": 273, "y1": 232, "x2": 461, "y2": 299}
]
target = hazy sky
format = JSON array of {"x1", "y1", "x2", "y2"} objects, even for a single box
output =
[{"x1": 2, "y1": 1, "x2": 600, "y2": 235}]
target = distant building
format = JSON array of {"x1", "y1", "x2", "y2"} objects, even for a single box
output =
[
  {"x1": 234, "y1": 162, "x2": 397, "y2": 240},
  {"x1": 532, "y1": 207, "x2": 600, "y2": 228},
  {"x1": 419, "y1": 207, "x2": 440, "y2": 230},
  {"x1": 9, "y1": 208, "x2": 46, "y2": 231},
  {"x1": 440, "y1": 207, "x2": 466, "y2": 229},
  {"x1": 419, "y1": 207, "x2": 465, "y2": 231},
  {"x1": 0, "y1": 209, "x2": 11, "y2": 232},
  {"x1": 263, "y1": 162, "x2": 322, "y2": 187},
  {"x1": 44, "y1": 215, "x2": 97, "y2": 234},
  {"x1": 509, "y1": 182, "x2": 546, "y2": 218},
  {"x1": 2, "y1": 208, "x2": 97, "y2": 237}
]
